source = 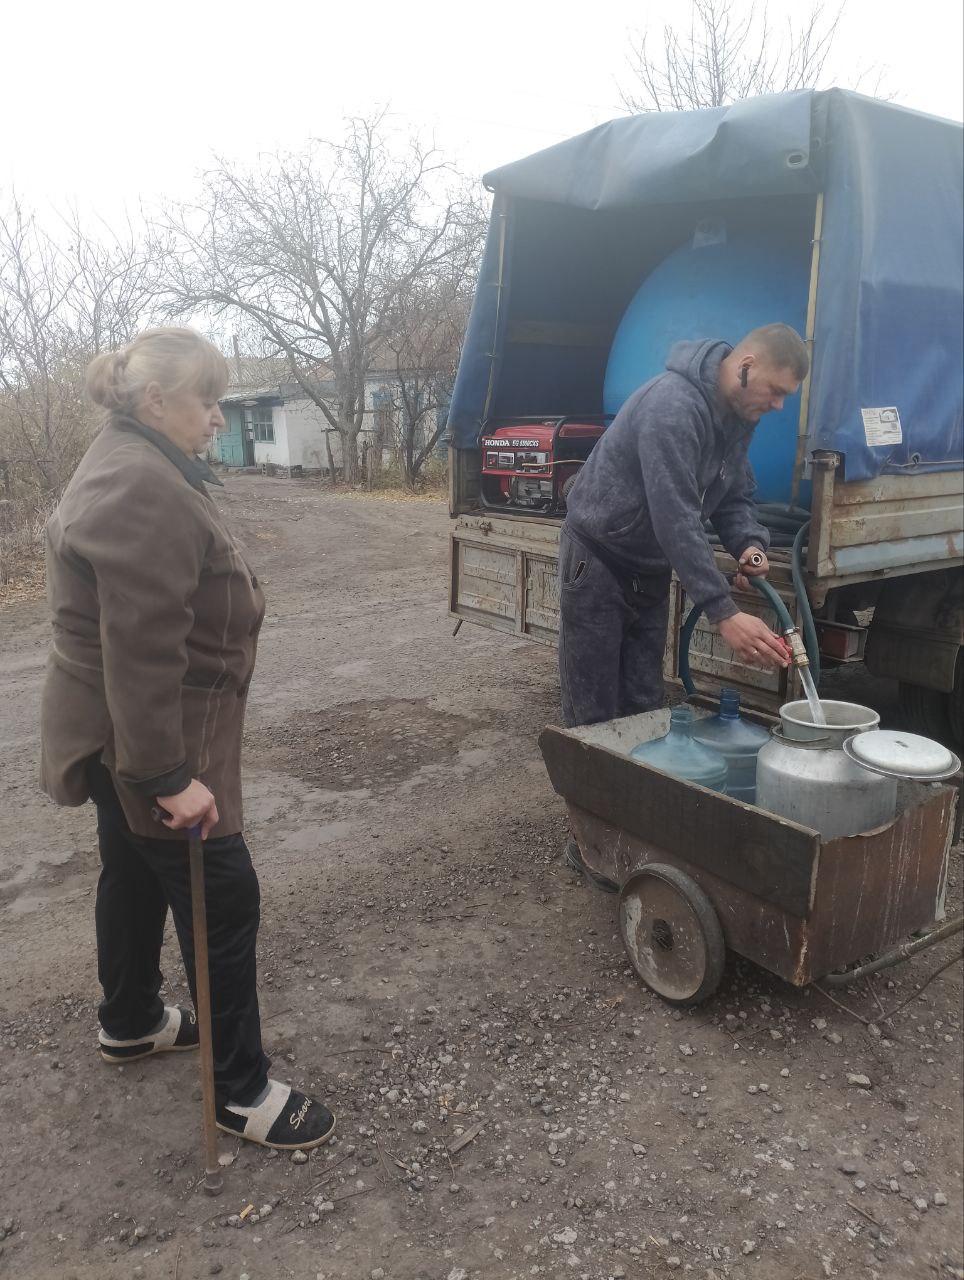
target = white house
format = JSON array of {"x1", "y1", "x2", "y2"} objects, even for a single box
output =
[{"x1": 214, "y1": 361, "x2": 446, "y2": 478}]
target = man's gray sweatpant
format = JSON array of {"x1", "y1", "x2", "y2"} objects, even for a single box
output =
[{"x1": 558, "y1": 528, "x2": 671, "y2": 728}]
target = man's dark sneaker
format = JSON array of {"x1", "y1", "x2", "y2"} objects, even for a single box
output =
[
  {"x1": 217, "y1": 1080, "x2": 336, "y2": 1150},
  {"x1": 99, "y1": 1005, "x2": 199, "y2": 1063},
  {"x1": 563, "y1": 838, "x2": 619, "y2": 894}
]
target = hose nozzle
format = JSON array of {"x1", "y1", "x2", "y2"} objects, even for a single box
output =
[{"x1": 784, "y1": 626, "x2": 810, "y2": 668}]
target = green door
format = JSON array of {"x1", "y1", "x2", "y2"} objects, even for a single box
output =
[{"x1": 216, "y1": 406, "x2": 249, "y2": 467}]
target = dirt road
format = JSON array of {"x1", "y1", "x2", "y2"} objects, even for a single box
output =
[{"x1": 0, "y1": 476, "x2": 961, "y2": 1280}]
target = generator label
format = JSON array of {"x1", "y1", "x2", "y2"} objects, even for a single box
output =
[
  {"x1": 482, "y1": 437, "x2": 541, "y2": 448},
  {"x1": 861, "y1": 407, "x2": 902, "y2": 447}
]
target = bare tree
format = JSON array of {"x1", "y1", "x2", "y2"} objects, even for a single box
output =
[
  {"x1": 619, "y1": 1, "x2": 882, "y2": 113},
  {"x1": 63, "y1": 206, "x2": 159, "y2": 353},
  {"x1": 380, "y1": 215, "x2": 483, "y2": 488},
  {"x1": 162, "y1": 113, "x2": 483, "y2": 483},
  {"x1": 0, "y1": 196, "x2": 79, "y2": 490},
  {"x1": 0, "y1": 194, "x2": 158, "y2": 494}
]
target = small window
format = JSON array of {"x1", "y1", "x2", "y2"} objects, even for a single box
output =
[{"x1": 244, "y1": 406, "x2": 275, "y2": 443}]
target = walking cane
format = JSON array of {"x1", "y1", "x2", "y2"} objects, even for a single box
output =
[{"x1": 188, "y1": 824, "x2": 223, "y2": 1195}]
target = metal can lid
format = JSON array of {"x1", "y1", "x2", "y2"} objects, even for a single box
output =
[{"x1": 843, "y1": 730, "x2": 961, "y2": 781}]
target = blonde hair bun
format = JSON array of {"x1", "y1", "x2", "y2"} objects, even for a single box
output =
[{"x1": 85, "y1": 328, "x2": 229, "y2": 416}]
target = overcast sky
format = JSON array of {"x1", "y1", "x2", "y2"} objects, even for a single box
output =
[{"x1": 2, "y1": 0, "x2": 961, "y2": 226}]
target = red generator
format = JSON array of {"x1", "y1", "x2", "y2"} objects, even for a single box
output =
[{"x1": 480, "y1": 416, "x2": 609, "y2": 516}]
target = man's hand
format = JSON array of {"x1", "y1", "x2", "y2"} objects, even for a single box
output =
[
  {"x1": 733, "y1": 546, "x2": 770, "y2": 593},
  {"x1": 156, "y1": 779, "x2": 219, "y2": 838},
  {"x1": 718, "y1": 612, "x2": 790, "y2": 669}
]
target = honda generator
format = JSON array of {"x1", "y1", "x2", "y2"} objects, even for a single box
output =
[{"x1": 479, "y1": 416, "x2": 609, "y2": 516}]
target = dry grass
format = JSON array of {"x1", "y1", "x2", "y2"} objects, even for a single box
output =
[
  {"x1": 0, "y1": 493, "x2": 52, "y2": 607},
  {"x1": 330, "y1": 483, "x2": 446, "y2": 505},
  {"x1": 0, "y1": 560, "x2": 45, "y2": 607},
  {"x1": 324, "y1": 460, "x2": 447, "y2": 505}
]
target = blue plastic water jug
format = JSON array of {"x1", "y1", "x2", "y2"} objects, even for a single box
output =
[
  {"x1": 690, "y1": 688, "x2": 770, "y2": 804},
  {"x1": 630, "y1": 707, "x2": 728, "y2": 793}
]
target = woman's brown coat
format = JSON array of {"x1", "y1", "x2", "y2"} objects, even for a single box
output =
[{"x1": 40, "y1": 415, "x2": 265, "y2": 839}]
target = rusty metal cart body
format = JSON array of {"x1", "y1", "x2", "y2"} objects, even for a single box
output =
[{"x1": 539, "y1": 707, "x2": 960, "y2": 1004}]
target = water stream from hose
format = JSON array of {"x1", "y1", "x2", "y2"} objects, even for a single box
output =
[{"x1": 798, "y1": 664, "x2": 827, "y2": 726}]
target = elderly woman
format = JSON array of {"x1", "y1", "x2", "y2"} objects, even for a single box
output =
[{"x1": 40, "y1": 327, "x2": 334, "y2": 1150}]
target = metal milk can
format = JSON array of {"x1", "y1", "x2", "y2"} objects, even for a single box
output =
[{"x1": 756, "y1": 700, "x2": 896, "y2": 839}]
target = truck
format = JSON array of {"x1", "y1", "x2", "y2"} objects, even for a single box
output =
[{"x1": 446, "y1": 89, "x2": 964, "y2": 746}]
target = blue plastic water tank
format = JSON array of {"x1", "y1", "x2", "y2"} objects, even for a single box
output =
[{"x1": 603, "y1": 234, "x2": 811, "y2": 507}]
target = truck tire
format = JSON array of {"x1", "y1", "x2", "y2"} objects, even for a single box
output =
[
  {"x1": 899, "y1": 681, "x2": 953, "y2": 741},
  {"x1": 866, "y1": 572, "x2": 963, "y2": 739}
]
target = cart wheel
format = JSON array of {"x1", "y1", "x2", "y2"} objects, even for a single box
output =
[{"x1": 618, "y1": 863, "x2": 725, "y2": 1006}]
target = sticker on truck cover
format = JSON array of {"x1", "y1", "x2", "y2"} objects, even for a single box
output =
[{"x1": 861, "y1": 407, "x2": 902, "y2": 447}]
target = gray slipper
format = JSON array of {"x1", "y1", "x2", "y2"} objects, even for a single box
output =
[{"x1": 99, "y1": 1005, "x2": 199, "y2": 1063}]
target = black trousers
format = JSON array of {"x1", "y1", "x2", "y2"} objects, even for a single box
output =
[
  {"x1": 88, "y1": 761, "x2": 270, "y2": 1105},
  {"x1": 558, "y1": 528, "x2": 671, "y2": 727}
]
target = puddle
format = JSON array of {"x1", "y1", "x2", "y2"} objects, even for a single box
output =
[
  {"x1": 275, "y1": 821, "x2": 355, "y2": 853},
  {"x1": 395, "y1": 743, "x2": 497, "y2": 795},
  {"x1": 243, "y1": 769, "x2": 374, "y2": 831},
  {"x1": 0, "y1": 848, "x2": 95, "y2": 916}
]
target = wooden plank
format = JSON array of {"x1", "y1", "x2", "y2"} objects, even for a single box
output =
[
  {"x1": 450, "y1": 522, "x2": 561, "y2": 638},
  {"x1": 448, "y1": 527, "x2": 459, "y2": 615},
  {"x1": 524, "y1": 554, "x2": 560, "y2": 639},
  {"x1": 808, "y1": 453, "x2": 839, "y2": 578},
  {"x1": 540, "y1": 726, "x2": 820, "y2": 917},
  {"x1": 453, "y1": 515, "x2": 562, "y2": 553},
  {"x1": 448, "y1": 446, "x2": 482, "y2": 516},
  {"x1": 802, "y1": 785, "x2": 956, "y2": 979},
  {"x1": 834, "y1": 470, "x2": 964, "y2": 505},
  {"x1": 515, "y1": 543, "x2": 526, "y2": 636},
  {"x1": 454, "y1": 541, "x2": 517, "y2": 622},
  {"x1": 830, "y1": 497, "x2": 964, "y2": 547}
]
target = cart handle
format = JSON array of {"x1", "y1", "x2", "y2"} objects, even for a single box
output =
[{"x1": 822, "y1": 914, "x2": 964, "y2": 986}]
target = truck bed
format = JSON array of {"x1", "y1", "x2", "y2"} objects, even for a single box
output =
[
  {"x1": 449, "y1": 456, "x2": 964, "y2": 714},
  {"x1": 449, "y1": 511, "x2": 809, "y2": 711}
]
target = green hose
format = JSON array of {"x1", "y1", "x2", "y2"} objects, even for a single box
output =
[
  {"x1": 747, "y1": 575, "x2": 795, "y2": 630},
  {"x1": 678, "y1": 603, "x2": 703, "y2": 694},
  {"x1": 678, "y1": 518, "x2": 820, "y2": 693},
  {"x1": 790, "y1": 520, "x2": 820, "y2": 682}
]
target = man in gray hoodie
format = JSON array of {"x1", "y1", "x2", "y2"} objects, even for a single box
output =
[{"x1": 559, "y1": 324, "x2": 808, "y2": 727}]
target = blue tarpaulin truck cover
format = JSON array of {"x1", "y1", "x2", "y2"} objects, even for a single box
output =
[{"x1": 448, "y1": 89, "x2": 963, "y2": 484}]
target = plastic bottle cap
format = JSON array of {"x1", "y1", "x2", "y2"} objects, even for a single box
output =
[{"x1": 843, "y1": 730, "x2": 960, "y2": 780}]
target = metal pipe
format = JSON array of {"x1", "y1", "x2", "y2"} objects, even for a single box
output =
[
  {"x1": 791, "y1": 191, "x2": 824, "y2": 509},
  {"x1": 481, "y1": 200, "x2": 509, "y2": 424},
  {"x1": 822, "y1": 915, "x2": 964, "y2": 985}
]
